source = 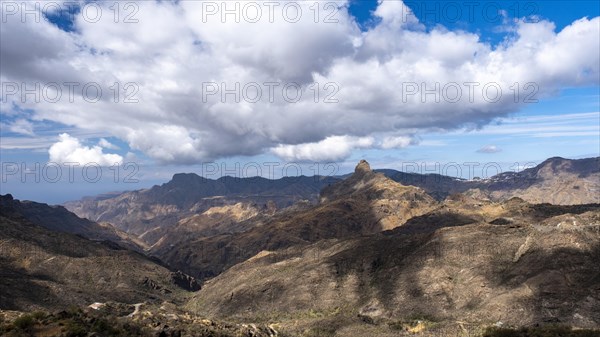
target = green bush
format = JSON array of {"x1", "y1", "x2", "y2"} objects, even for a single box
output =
[
  {"x1": 31, "y1": 311, "x2": 46, "y2": 320},
  {"x1": 65, "y1": 320, "x2": 87, "y2": 337},
  {"x1": 91, "y1": 318, "x2": 115, "y2": 334},
  {"x1": 13, "y1": 314, "x2": 34, "y2": 331}
]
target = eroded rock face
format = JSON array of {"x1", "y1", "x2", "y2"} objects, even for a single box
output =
[{"x1": 171, "y1": 271, "x2": 201, "y2": 292}]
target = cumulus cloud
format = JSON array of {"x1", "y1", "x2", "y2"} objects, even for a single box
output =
[
  {"x1": 272, "y1": 136, "x2": 374, "y2": 162},
  {"x1": 380, "y1": 136, "x2": 415, "y2": 149},
  {"x1": 0, "y1": 0, "x2": 598, "y2": 162},
  {"x1": 49, "y1": 133, "x2": 123, "y2": 165},
  {"x1": 477, "y1": 145, "x2": 502, "y2": 153}
]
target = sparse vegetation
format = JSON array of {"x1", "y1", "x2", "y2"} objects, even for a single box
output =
[
  {"x1": 302, "y1": 326, "x2": 337, "y2": 337},
  {"x1": 0, "y1": 308, "x2": 152, "y2": 337},
  {"x1": 483, "y1": 325, "x2": 600, "y2": 337},
  {"x1": 30, "y1": 311, "x2": 45, "y2": 321},
  {"x1": 387, "y1": 313, "x2": 439, "y2": 333}
]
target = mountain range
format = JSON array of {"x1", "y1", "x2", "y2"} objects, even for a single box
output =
[{"x1": 1, "y1": 156, "x2": 599, "y2": 336}]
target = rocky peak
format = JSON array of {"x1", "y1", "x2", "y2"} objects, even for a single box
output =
[
  {"x1": 0, "y1": 194, "x2": 19, "y2": 218},
  {"x1": 355, "y1": 160, "x2": 371, "y2": 175},
  {"x1": 170, "y1": 173, "x2": 204, "y2": 185},
  {"x1": 1, "y1": 194, "x2": 14, "y2": 202}
]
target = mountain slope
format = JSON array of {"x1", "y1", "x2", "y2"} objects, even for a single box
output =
[
  {"x1": 187, "y1": 197, "x2": 600, "y2": 335},
  {"x1": 0, "y1": 194, "x2": 145, "y2": 251},
  {"x1": 0, "y1": 196, "x2": 199, "y2": 311},
  {"x1": 63, "y1": 156, "x2": 599, "y2": 250}
]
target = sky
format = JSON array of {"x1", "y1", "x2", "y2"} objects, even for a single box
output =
[{"x1": 1, "y1": 0, "x2": 599, "y2": 204}]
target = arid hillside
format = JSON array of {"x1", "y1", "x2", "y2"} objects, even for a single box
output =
[
  {"x1": 0, "y1": 195, "x2": 200, "y2": 312},
  {"x1": 188, "y1": 196, "x2": 600, "y2": 336}
]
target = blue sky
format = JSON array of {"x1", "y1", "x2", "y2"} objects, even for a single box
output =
[
  {"x1": 1, "y1": 0, "x2": 599, "y2": 204},
  {"x1": 351, "y1": 0, "x2": 600, "y2": 33}
]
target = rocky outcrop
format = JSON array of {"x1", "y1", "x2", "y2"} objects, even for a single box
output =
[
  {"x1": 354, "y1": 159, "x2": 371, "y2": 175},
  {"x1": 170, "y1": 271, "x2": 201, "y2": 292}
]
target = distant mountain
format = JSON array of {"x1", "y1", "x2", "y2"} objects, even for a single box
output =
[
  {"x1": 66, "y1": 157, "x2": 599, "y2": 245},
  {"x1": 62, "y1": 156, "x2": 599, "y2": 277},
  {"x1": 65, "y1": 174, "x2": 340, "y2": 244},
  {"x1": 466, "y1": 156, "x2": 600, "y2": 204},
  {"x1": 376, "y1": 169, "x2": 470, "y2": 200},
  {"x1": 380, "y1": 156, "x2": 599, "y2": 204},
  {"x1": 0, "y1": 195, "x2": 200, "y2": 312}
]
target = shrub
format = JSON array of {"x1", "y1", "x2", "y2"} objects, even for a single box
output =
[
  {"x1": 13, "y1": 314, "x2": 34, "y2": 331},
  {"x1": 31, "y1": 311, "x2": 46, "y2": 320},
  {"x1": 65, "y1": 320, "x2": 87, "y2": 337}
]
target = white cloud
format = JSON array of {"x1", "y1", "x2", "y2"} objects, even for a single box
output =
[
  {"x1": 6, "y1": 119, "x2": 35, "y2": 136},
  {"x1": 272, "y1": 136, "x2": 374, "y2": 162},
  {"x1": 49, "y1": 133, "x2": 123, "y2": 165},
  {"x1": 380, "y1": 136, "x2": 414, "y2": 149},
  {"x1": 477, "y1": 145, "x2": 502, "y2": 153},
  {"x1": 0, "y1": 136, "x2": 56, "y2": 150},
  {"x1": 98, "y1": 138, "x2": 119, "y2": 150},
  {"x1": 459, "y1": 112, "x2": 600, "y2": 138},
  {"x1": 0, "y1": 0, "x2": 598, "y2": 163}
]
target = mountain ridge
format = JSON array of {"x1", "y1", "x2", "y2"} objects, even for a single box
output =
[
  {"x1": 65, "y1": 174, "x2": 341, "y2": 243},
  {"x1": 64, "y1": 157, "x2": 599, "y2": 243}
]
